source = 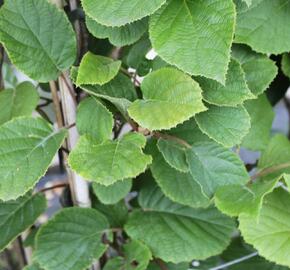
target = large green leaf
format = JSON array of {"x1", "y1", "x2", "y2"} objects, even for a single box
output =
[
  {"x1": 0, "y1": 193, "x2": 46, "y2": 251},
  {"x1": 68, "y1": 133, "x2": 152, "y2": 186},
  {"x1": 231, "y1": 45, "x2": 278, "y2": 96},
  {"x1": 125, "y1": 183, "x2": 235, "y2": 263},
  {"x1": 23, "y1": 263, "x2": 43, "y2": 270},
  {"x1": 0, "y1": 0, "x2": 76, "y2": 82},
  {"x1": 148, "y1": 142, "x2": 210, "y2": 208},
  {"x1": 34, "y1": 208, "x2": 108, "y2": 270},
  {"x1": 76, "y1": 52, "x2": 121, "y2": 86},
  {"x1": 239, "y1": 188, "x2": 290, "y2": 267},
  {"x1": 82, "y1": 0, "x2": 166, "y2": 27},
  {"x1": 235, "y1": 0, "x2": 290, "y2": 54},
  {"x1": 76, "y1": 97, "x2": 113, "y2": 143},
  {"x1": 215, "y1": 179, "x2": 278, "y2": 217},
  {"x1": 149, "y1": 0, "x2": 235, "y2": 83},
  {"x1": 242, "y1": 94, "x2": 274, "y2": 151},
  {"x1": 86, "y1": 17, "x2": 148, "y2": 47},
  {"x1": 92, "y1": 179, "x2": 132, "y2": 205},
  {"x1": 0, "y1": 117, "x2": 67, "y2": 201},
  {"x1": 128, "y1": 68, "x2": 206, "y2": 130},
  {"x1": 197, "y1": 58, "x2": 254, "y2": 106},
  {"x1": 195, "y1": 105, "x2": 251, "y2": 147},
  {"x1": 0, "y1": 82, "x2": 39, "y2": 125},
  {"x1": 186, "y1": 141, "x2": 249, "y2": 197},
  {"x1": 103, "y1": 240, "x2": 152, "y2": 270},
  {"x1": 258, "y1": 135, "x2": 290, "y2": 180}
]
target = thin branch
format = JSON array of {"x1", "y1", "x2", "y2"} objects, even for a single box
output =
[
  {"x1": 250, "y1": 161, "x2": 290, "y2": 182},
  {"x1": 60, "y1": 73, "x2": 77, "y2": 105},
  {"x1": 49, "y1": 81, "x2": 64, "y2": 128},
  {"x1": 120, "y1": 67, "x2": 133, "y2": 78},
  {"x1": 208, "y1": 252, "x2": 258, "y2": 270},
  {"x1": 39, "y1": 183, "x2": 68, "y2": 193},
  {"x1": 36, "y1": 108, "x2": 53, "y2": 124},
  {"x1": 64, "y1": 122, "x2": 76, "y2": 130},
  {"x1": 153, "y1": 131, "x2": 192, "y2": 149}
]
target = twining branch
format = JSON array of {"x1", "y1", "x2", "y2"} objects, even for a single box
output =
[{"x1": 250, "y1": 161, "x2": 290, "y2": 181}]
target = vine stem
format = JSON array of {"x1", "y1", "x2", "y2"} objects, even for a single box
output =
[
  {"x1": 250, "y1": 161, "x2": 290, "y2": 181},
  {"x1": 153, "y1": 131, "x2": 192, "y2": 149},
  {"x1": 207, "y1": 252, "x2": 258, "y2": 270},
  {"x1": 155, "y1": 259, "x2": 168, "y2": 270}
]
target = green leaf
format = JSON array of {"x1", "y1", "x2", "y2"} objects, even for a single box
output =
[
  {"x1": 235, "y1": 0, "x2": 290, "y2": 54},
  {"x1": 128, "y1": 68, "x2": 206, "y2": 130},
  {"x1": 186, "y1": 141, "x2": 249, "y2": 197},
  {"x1": 157, "y1": 139, "x2": 188, "y2": 173},
  {"x1": 0, "y1": 117, "x2": 67, "y2": 201},
  {"x1": 82, "y1": 0, "x2": 166, "y2": 27},
  {"x1": 68, "y1": 133, "x2": 152, "y2": 186},
  {"x1": 86, "y1": 17, "x2": 148, "y2": 47},
  {"x1": 239, "y1": 188, "x2": 290, "y2": 267},
  {"x1": 242, "y1": 0, "x2": 252, "y2": 6},
  {"x1": 148, "y1": 262, "x2": 189, "y2": 270},
  {"x1": 92, "y1": 179, "x2": 132, "y2": 205},
  {"x1": 215, "y1": 179, "x2": 278, "y2": 217},
  {"x1": 282, "y1": 53, "x2": 290, "y2": 79},
  {"x1": 0, "y1": 0, "x2": 76, "y2": 82},
  {"x1": 196, "y1": 58, "x2": 254, "y2": 106},
  {"x1": 104, "y1": 240, "x2": 152, "y2": 270},
  {"x1": 76, "y1": 52, "x2": 121, "y2": 86},
  {"x1": 148, "y1": 142, "x2": 210, "y2": 208},
  {"x1": 0, "y1": 82, "x2": 39, "y2": 125},
  {"x1": 242, "y1": 94, "x2": 274, "y2": 151},
  {"x1": 76, "y1": 97, "x2": 113, "y2": 142},
  {"x1": 71, "y1": 68, "x2": 136, "y2": 118},
  {"x1": 93, "y1": 200, "x2": 128, "y2": 228},
  {"x1": 231, "y1": 45, "x2": 278, "y2": 96},
  {"x1": 34, "y1": 208, "x2": 108, "y2": 270},
  {"x1": 125, "y1": 183, "x2": 235, "y2": 263},
  {"x1": 149, "y1": 0, "x2": 235, "y2": 83},
  {"x1": 195, "y1": 105, "x2": 251, "y2": 147},
  {"x1": 258, "y1": 135, "x2": 290, "y2": 180},
  {"x1": 0, "y1": 193, "x2": 46, "y2": 251},
  {"x1": 283, "y1": 174, "x2": 290, "y2": 190}
]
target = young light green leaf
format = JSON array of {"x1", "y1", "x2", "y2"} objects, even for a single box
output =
[
  {"x1": 128, "y1": 68, "x2": 206, "y2": 131},
  {"x1": 0, "y1": 0, "x2": 76, "y2": 82},
  {"x1": 149, "y1": 0, "x2": 235, "y2": 83},
  {"x1": 34, "y1": 208, "x2": 108, "y2": 270},
  {"x1": 148, "y1": 141, "x2": 210, "y2": 208},
  {"x1": 239, "y1": 188, "x2": 290, "y2": 267},
  {"x1": 215, "y1": 179, "x2": 278, "y2": 217},
  {"x1": 76, "y1": 97, "x2": 113, "y2": 142},
  {"x1": 195, "y1": 105, "x2": 251, "y2": 147},
  {"x1": 186, "y1": 141, "x2": 249, "y2": 197},
  {"x1": 197, "y1": 58, "x2": 255, "y2": 106},
  {"x1": 125, "y1": 183, "x2": 235, "y2": 263},
  {"x1": 0, "y1": 82, "x2": 39, "y2": 125},
  {"x1": 0, "y1": 117, "x2": 67, "y2": 201},
  {"x1": 86, "y1": 17, "x2": 148, "y2": 47},
  {"x1": 76, "y1": 52, "x2": 121, "y2": 86},
  {"x1": 92, "y1": 180, "x2": 132, "y2": 205},
  {"x1": 157, "y1": 139, "x2": 188, "y2": 172},
  {"x1": 82, "y1": 0, "x2": 166, "y2": 27},
  {"x1": 242, "y1": 94, "x2": 274, "y2": 151},
  {"x1": 68, "y1": 133, "x2": 152, "y2": 186},
  {"x1": 0, "y1": 193, "x2": 46, "y2": 251},
  {"x1": 235, "y1": 0, "x2": 290, "y2": 54},
  {"x1": 258, "y1": 135, "x2": 290, "y2": 180},
  {"x1": 283, "y1": 174, "x2": 290, "y2": 190},
  {"x1": 232, "y1": 45, "x2": 278, "y2": 96}
]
